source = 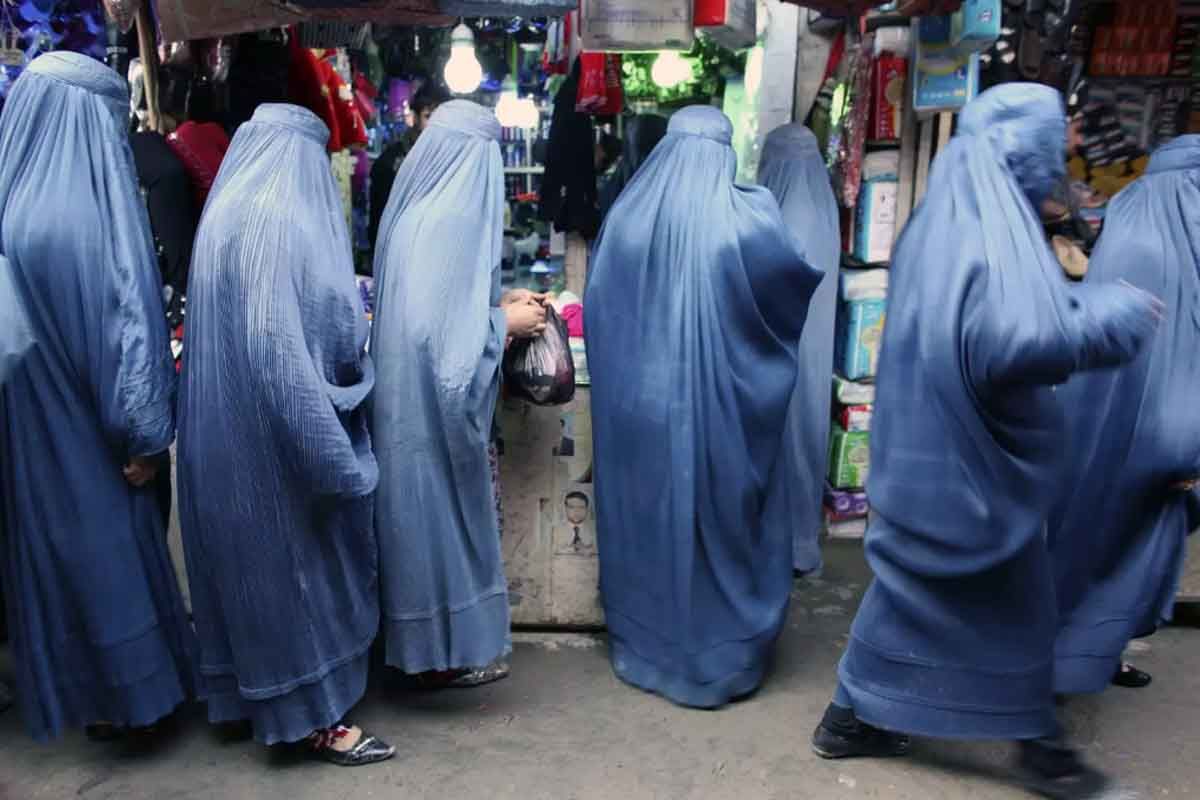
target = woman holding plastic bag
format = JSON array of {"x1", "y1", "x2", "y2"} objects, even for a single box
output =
[
  {"x1": 372, "y1": 100, "x2": 545, "y2": 690},
  {"x1": 585, "y1": 105, "x2": 823, "y2": 709}
]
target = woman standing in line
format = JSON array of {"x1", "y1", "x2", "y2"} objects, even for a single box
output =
[
  {"x1": 177, "y1": 103, "x2": 392, "y2": 765},
  {"x1": 0, "y1": 52, "x2": 196, "y2": 742}
]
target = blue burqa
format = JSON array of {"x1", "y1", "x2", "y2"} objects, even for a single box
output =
[
  {"x1": 759, "y1": 124, "x2": 842, "y2": 574},
  {"x1": 0, "y1": 52, "x2": 195, "y2": 740},
  {"x1": 585, "y1": 106, "x2": 823, "y2": 709},
  {"x1": 837, "y1": 84, "x2": 1160, "y2": 740},
  {"x1": 1048, "y1": 135, "x2": 1200, "y2": 695},
  {"x1": 372, "y1": 100, "x2": 511, "y2": 672},
  {"x1": 177, "y1": 104, "x2": 378, "y2": 745},
  {"x1": 0, "y1": 255, "x2": 34, "y2": 381}
]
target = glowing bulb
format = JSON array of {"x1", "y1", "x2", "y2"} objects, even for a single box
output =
[
  {"x1": 651, "y1": 51, "x2": 692, "y2": 89},
  {"x1": 444, "y1": 24, "x2": 483, "y2": 95},
  {"x1": 496, "y1": 77, "x2": 539, "y2": 129}
]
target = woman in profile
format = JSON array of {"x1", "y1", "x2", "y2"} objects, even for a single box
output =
[
  {"x1": 0, "y1": 52, "x2": 196, "y2": 741},
  {"x1": 177, "y1": 103, "x2": 392, "y2": 765}
]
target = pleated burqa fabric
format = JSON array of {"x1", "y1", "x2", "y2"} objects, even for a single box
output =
[
  {"x1": 1048, "y1": 135, "x2": 1200, "y2": 695},
  {"x1": 759, "y1": 124, "x2": 841, "y2": 574},
  {"x1": 0, "y1": 52, "x2": 196, "y2": 741},
  {"x1": 177, "y1": 104, "x2": 378, "y2": 745},
  {"x1": 585, "y1": 106, "x2": 823, "y2": 709},
  {"x1": 837, "y1": 84, "x2": 1160, "y2": 740},
  {"x1": 372, "y1": 100, "x2": 510, "y2": 673},
  {"x1": 0, "y1": 255, "x2": 34, "y2": 382}
]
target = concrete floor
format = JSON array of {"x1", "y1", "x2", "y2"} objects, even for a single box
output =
[{"x1": 2, "y1": 541, "x2": 1198, "y2": 800}]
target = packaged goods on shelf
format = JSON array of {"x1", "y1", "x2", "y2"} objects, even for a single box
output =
[
  {"x1": 580, "y1": 0, "x2": 694, "y2": 52},
  {"x1": 829, "y1": 423, "x2": 870, "y2": 490},
  {"x1": 853, "y1": 151, "x2": 900, "y2": 265},
  {"x1": 834, "y1": 374, "x2": 876, "y2": 406},
  {"x1": 838, "y1": 404, "x2": 873, "y2": 433},
  {"x1": 825, "y1": 483, "x2": 870, "y2": 520}
]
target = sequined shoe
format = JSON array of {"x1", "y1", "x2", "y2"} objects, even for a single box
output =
[
  {"x1": 447, "y1": 659, "x2": 511, "y2": 688},
  {"x1": 308, "y1": 725, "x2": 396, "y2": 767}
]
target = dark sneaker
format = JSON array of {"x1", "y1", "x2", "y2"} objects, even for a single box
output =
[
  {"x1": 811, "y1": 703, "x2": 910, "y2": 760},
  {"x1": 1016, "y1": 738, "x2": 1111, "y2": 799},
  {"x1": 1111, "y1": 663, "x2": 1152, "y2": 689}
]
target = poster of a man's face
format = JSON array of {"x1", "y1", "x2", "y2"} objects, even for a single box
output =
[{"x1": 556, "y1": 490, "x2": 595, "y2": 555}]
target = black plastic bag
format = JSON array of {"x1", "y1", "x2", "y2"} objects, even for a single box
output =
[{"x1": 503, "y1": 305, "x2": 575, "y2": 406}]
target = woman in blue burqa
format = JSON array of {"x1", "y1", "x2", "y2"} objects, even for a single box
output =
[
  {"x1": 372, "y1": 100, "x2": 546, "y2": 688},
  {"x1": 758, "y1": 123, "x2": 842, "y2": 575},
  {"x1": 585, "y1": 105, "x2": 822, "y2": 709},
  {"x1": 0, "y1": 52, "x2": 196, "y2": 741},
  {"x1": 1048, "y1": 134, "x2": 1200, "y2": 695},
  {"x1": 177, "y1": 104, "x2": 393, "y2": 765},
  {"x1": 811, "y1": 84, "x2": 1161, "y2": 799}
]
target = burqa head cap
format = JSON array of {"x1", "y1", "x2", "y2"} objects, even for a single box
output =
[
  {"x1": 958, "y1": 83, "x2": 1067, "y2": 206},
  {"x1": 668, "y1": 106, "x2": 734, "y2": 145},
  {"x1": 248, "y1": 103, "x2": 331, "y2": 146},
  {"x1": 427, "y1": 99, "x2": 501, "y2": 142},
  {"x1": 24, "y1": 51, "x2": 127, "y2": 119},
  {"x1": 761, "y1": 123, "x2": 822, "y2": 165}
]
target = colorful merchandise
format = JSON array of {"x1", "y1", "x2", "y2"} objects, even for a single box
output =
[
  {"x1": 837, "y1": 297, "x2": 886, "y2": 381},
  {"x1": 828, "y1": 424, "x2": 870, "y2": 490}
]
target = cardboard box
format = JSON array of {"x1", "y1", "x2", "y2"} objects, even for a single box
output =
[
  {"x1": 950, "y1": 0, "x2": 1001, "y2": 53},
  {"x1": 581, "y1": 0, "x2": 694, "y2": 52},
  {"x1": 871, "y1": 53, "x2": 907, "y2": 140},
  {"x1": 839, "y1": 404, "x2": 873, "y2": 433},
  {"x1": 837, "y1": 298, "x2": 887, "y2": 381},
  {"x1": 694, "y1": 0, "x2": 756, "y2": 50},
  {"x1": 854, "y1": 179, "x2": 899, "y2": 264},
  {"x1": 912, "y1": 50, "x2": 980, "y2": 115},
  {"x1": 824, "y1": 483, "x2": 870, "y2": 518},
  {"x1": 828, "y1": 424, "x2": 870, "y2": 490},
  {"x1": 833, "y1": 374, "x2": 876, "y2": 406}
]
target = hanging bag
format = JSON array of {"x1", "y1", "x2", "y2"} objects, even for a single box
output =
[{"x1": 503, "y1": 305, "x2": 576, "y2": 406}]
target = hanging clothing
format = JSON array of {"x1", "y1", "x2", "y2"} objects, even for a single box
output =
[
  {"x1": 759, "y1": 124, "x2": 842, "y2": 574},
  {"x1": 368, "y1": 126, "x2": 421, "y2": 253},
  {"x1": 130, "y1": 131, "x2": 198, "y2": 307},
  {"x1": 166, "y1": 121, "x2": 231, "y2": 211},
  {"x1": 372, "y1": 101, "x2": 510, "y2": 673},
  {"x1": 0, "y1": 52, "x2": 196, "y2": 741},
  {"x1": 836, "y1": 84, "x2": 1160, "y2": 740},
  {"x1": 177, "y1": 104, "x2": 378, "y2": 746},
  {"x1": 540, "y1": 58, "x2": 600, "y2": 238},
  {"x1": 597, "y1": 114, "x2": 668, "y2": 220},
  {"x1": 1048, "y1": 135, "x2": 1200, "y2": 695},
  {"x1": 585, "y1": 106, "x2": 823, "y2": 709}
]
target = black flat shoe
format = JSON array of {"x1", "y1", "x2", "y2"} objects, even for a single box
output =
[
  {"x1": 1112, "y1": 663, "x2": 1152, "y2": 689},
  {"x1": 811, "y1": 703, "x2": 910, "y2": 760},
  {"x1": 308, "y1": 726, "x2": 396, "y2": 767},
  {"x1": 1016, "y1": 738, "x2": 1111, "y2": 799}
]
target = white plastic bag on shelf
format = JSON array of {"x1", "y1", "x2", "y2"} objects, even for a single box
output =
[
  {"x1": 438, "y1": 1, "x2": 577, "y2": 15},
  {"x1": 581, "y1": 0, "x2": 694, "y2": 52}
]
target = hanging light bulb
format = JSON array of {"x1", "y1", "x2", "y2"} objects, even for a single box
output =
[
  {"x1": 444, "y1": 23, "x2": 483, "y2": 95},
  {"x1": 495, "y1": 76, "x2": 539, "y2": 129},
  {"x1": 495, "y1": 76, "x2": 522, "y2": 127},
  {"x1": 651, "y1": 51, "x2": 693, "y2": 89}
]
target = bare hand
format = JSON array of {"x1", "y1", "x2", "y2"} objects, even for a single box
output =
[
  {"x1": 502, "y1": 289, "x2": 547, "y2": 308},
  {"x1": 123, "y1": 456, "x2": 160, "y2": 488},
  {"x1": 505, "y1": 301, "x2": 547, "y2": 339}
]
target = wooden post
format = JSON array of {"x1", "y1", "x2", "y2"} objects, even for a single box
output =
[{"x1": 135, "y1": 3, "x2": 162, "y2": 133}]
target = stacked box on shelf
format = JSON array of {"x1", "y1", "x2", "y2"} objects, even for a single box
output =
[
  {"x1": 1091, "y1": 2, "x2": 1176, "y2": 77},
  {"x1": 825, "y1": 376, "x2": 876, "y2": 539},
  {"x1": 836, "y1": 267, "x2": 888, "y2": 382}
]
